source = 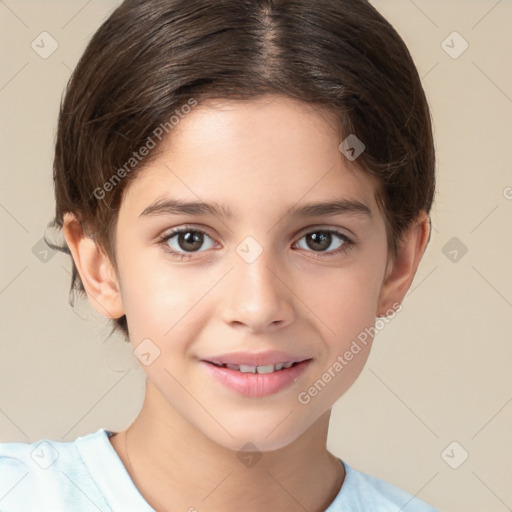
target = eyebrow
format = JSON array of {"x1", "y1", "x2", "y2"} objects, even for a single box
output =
[{"x1": 139, "y1": 197, "x2": 372, "y2": 220}]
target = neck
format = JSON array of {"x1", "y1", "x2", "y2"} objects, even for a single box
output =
[{"x1": 111, "y1": 380, "x2": 345, "y2": 512}]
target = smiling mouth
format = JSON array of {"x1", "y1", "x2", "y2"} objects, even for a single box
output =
[
  {"x1": 206, "y1": 360, "x2": 311, "y2": 374},
  {"x1": 202, "y1": 358, "x2": 313, "y2": 397}
]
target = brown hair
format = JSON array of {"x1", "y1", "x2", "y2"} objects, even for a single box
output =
[{"x1": 50, "y1": 0, "x2": 436, "y2": 340}]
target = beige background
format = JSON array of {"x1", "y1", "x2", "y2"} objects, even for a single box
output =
[{"x1": 1, "y1": 1, "x2": 511, "y2": 511}]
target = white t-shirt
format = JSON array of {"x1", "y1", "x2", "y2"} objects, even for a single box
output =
[{"x1": 0, "y1": 428, "x2": 438, "y2": 511}]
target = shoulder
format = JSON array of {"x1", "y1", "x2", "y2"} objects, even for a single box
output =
[
  {"x1": 0, "y1": 428, "x2": 113, "y2": 511},
  {"x1": 327, "y1": 459, "x2": 439, "y2": 512}
]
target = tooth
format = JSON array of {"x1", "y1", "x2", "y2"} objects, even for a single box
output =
[
  {"x1": 239, "y1": 365, "x2": 257, "y2": 373},
  {"x1": 274, "y1": 363, "x2": 284, "y2": 371},
  {"x1": 282, "y1": 362, "x2": 293, "y2": 369},
  {"x1": 226, "y1": 363, "x2": 239, "y2": 370},
  {"x1": 256, "y1": 364, "x2": 275, "y2": 374}
]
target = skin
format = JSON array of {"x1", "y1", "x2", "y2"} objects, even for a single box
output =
[{"x1": 63, "y1": 94, "x2": 431, "y2": 512}]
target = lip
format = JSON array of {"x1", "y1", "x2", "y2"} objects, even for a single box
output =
[
  {"x1": 203, "y1": 350, "x2": 310, "y2": 367},
  {"x1": 201, "y1": 358, "x2": 313, "y2": 397}
]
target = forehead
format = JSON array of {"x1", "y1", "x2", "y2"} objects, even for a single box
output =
[{"x1": 121, "y1": 95, "x2": 381, "y2": 218}]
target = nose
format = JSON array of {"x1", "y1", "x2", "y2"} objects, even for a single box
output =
[{"x1": 220, "y1": 247, "x2": 295, "y2": 333}]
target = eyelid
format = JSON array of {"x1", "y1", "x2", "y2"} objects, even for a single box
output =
[
  {"x1": 158, "y1": 224, "x2": 218, "y2": 247},
  {"x1": 158, "y1": 224, "x2": 356, "y2": 260},
  {"x1": 295, "y1": 224, "x2": 354, "y2": 241},
  {"x1": 159, "y1": 223, "x2": 215, "y2": 238},
  {"x1": 159, "y1": 224, "x2": 355, "y2": 244}
]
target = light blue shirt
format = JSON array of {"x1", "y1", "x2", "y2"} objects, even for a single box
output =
[{"x1": 0, "y1": 428, "x2": 438, "y2": 511}]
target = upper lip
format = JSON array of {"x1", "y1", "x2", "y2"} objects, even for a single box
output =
[{"x1": 203, "y1": 350, "x2": 312, "y2": 367}]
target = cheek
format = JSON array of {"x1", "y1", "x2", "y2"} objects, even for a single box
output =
[
  {"x1": 295, "y1": 258, "x2": 384, "y2": 395},
  {"x1": 115, "y1": 245, "x2": 170, "y2": 339},
  {"x1": 117, "y1": 248, "x2": 215, "y2": 349},
  {"x1": 301, "y1": 260, "x2": 384, "y2": 338}
]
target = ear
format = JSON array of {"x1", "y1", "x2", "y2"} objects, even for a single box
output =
[
  {"x1": 376, "y1": 211, "x2": 431, "y2": 316},
  {"x1": 62, "y1": 213, "x2": 125, "y2": 319}
]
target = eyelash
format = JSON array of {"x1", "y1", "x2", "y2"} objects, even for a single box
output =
[{"x1": 157, "y1": 225, "x2": 355, "y2": 261}]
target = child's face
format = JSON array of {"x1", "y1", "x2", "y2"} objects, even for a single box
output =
[{"x1": 111, "y1": 94, "x2": 392, "y2": 451}]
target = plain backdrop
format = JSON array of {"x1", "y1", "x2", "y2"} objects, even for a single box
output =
[{"x1": 1, "y1": 1, "x2": 511, "y2": 511}]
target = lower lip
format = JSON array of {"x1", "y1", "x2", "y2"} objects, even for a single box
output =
[{"x1": 201, "y1": 360, "x2": 312, "y2": 398}]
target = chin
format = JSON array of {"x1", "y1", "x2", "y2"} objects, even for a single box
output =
[{"x1": 201, "y1": 414, "x2": 311, "y2": 454}]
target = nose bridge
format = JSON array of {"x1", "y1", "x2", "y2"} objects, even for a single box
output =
[{"x1": 221, "y1": 236, "x2": 294, "y2": 331}]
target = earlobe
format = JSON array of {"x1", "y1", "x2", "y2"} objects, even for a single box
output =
[
  {"x1": 62, "y1": 213, "x2": 125, "y2": 320},
  {"x1": 376, "y1": 211, "x2": 431, "y2": 316}
]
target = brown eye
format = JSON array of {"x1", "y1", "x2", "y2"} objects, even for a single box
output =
[
  {"x1": 305, "y1": 232, "x2": 332, "y2": 251},
  {"x1": 162, "y1": 227, "x2": 215, "y2": 255},
  {"x1": 175, "y1": 230, "x2": 204, "y2": 252},
  {"x1": 295, "y1": 229, "x2": 353, "y2": 257}
]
